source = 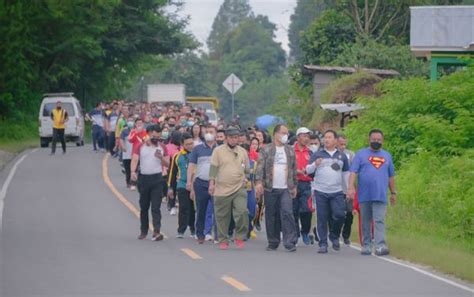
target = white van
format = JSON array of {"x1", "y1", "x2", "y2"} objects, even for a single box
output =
[
  {"x1": 206, "y1": 109, "x2": 218, "y2": 127},
  {"x1": 39, "y1": 93, "x2": 85, "y2": 148}
]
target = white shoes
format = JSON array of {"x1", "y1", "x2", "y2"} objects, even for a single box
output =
[
  {"x1": 205, "y1": 234, "x2": 213, "y2": 241},
  {"x1": 170, "y1": 207, "x2": 177, "y2": 216},
  {"x1": 130, "y1": 185, "x2": 136, "y2": 191}
]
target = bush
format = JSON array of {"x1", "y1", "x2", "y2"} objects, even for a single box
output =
[{"x1": 333, "y1": 37, "x2": 429, "y2": 78}]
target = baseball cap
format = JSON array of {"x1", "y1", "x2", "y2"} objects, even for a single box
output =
[{"x1": 296, "y1": 127, "x2": 311, "y2": 136}]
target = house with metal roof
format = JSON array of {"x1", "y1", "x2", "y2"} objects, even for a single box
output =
[{"x1": 410, "y1": 5, "x2": 474, "y2": 81}]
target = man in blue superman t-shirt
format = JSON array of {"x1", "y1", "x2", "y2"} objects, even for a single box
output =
[{"x1": 347, "y1": 129, "x2": 397, "y2": 257}]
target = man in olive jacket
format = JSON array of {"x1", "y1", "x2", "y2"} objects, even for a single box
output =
[{"x1": 255, "y1": 124, "x2": 298, "y2": 252}]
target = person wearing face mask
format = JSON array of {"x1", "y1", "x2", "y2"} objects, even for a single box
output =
[
  {"x1": 50, "y1": 101, "x2": 69, "y2": 155},
  {"x1": 120, "y1": 118, "x2": 135, "y2": 189},
  {"x1": 164, "y1": 130, "x2": 182, "y2": 216},
  {"x1": 209, "y1": 127, "x2": 250, "y2": 250},
  {"x1": 130, "y1": 124, "x2": 170, "y2": 241},
  {"x1": 255, "y1": 124, "x2": 299, "y2": 252},
  {"x1": 347, "y1": 129, "x2": 396, "y2": 256},
  {"x1": 308, "y1": 134, "x2": 321, "y2": 155},
  {"x1": 187, "y1": 125, "x2": 218, "y2": 244},
  {"x1": 167, "y1": 133, "x2": 195, "y2": 238},
  {"x1": 216, "y1": 129, "x2": 226, "y2": 146},
  {"x1": 306, "y1": 130, "x2": 350, "y2": 254},
  {"x1": 293, "y1": 127, "x2": 314, "y2": 246}
]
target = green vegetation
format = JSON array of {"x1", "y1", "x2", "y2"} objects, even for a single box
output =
[
  {"x1": 0, "y1": 121, "x2": 37, "y2": 153},
  {"x1": 344, "y1": 66, "x2": 474, "y2": 281},
  {"x1": 0, "y1": 0, "x2": 195, "y2": 124}
]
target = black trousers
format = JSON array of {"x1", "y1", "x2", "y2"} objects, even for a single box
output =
[
  {"x1": 123, "y1": 159, "x2": 132, "y2": 186},
  {"x1": 162, "y1": 175, "x2": 176, "y2": 210},
  {"x1": 51, "y1": 128, "x2": 66, "y2": 154},
  {"x1": 137, "y1": 173, "x2": 163, "y2": 234},
  {"x1": 293, "y1": 181, "x2": 312, "y2": 236},
  {"x1": 341, "y1": 200, "x2": 354, "y2": 240},
  {"x1": 264, "y1": 189, "x2": 298, "y2": 249},
  {"x1": 177, "y1": 188, "x2": 195, "y2": 234}
]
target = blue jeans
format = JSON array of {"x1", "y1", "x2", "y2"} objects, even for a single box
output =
[
  {"x1": 204, "y1": 198, "x2": 217, "y2": 238},
  {"x1": 315, "y1": 190, "x2": 346, "y2": 247},
  {"x1": 360, "y1": 201, "x2": 387, "y2": 249},
  {"x1": 92, "y1": 126, "x2": 104, "y2": 150},
  {"x1": 194, "y1": 178, "x2": 213, "y2": 240}
]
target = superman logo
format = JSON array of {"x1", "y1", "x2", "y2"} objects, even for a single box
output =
[{"x1": 368, "y1": 156, "x2": 385, "y2": 169}]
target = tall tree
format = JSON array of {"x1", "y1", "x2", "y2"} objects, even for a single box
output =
[
  {"x1": 300, "y1": 9, "x2": 356, "y2": 65},
  {"x1": 288, "y1": 0, "x2": 333, "y2": 63},
  {"x1": 206, "y1": 0, "x2": 253, "y2": 58},
  {"x1": 337, "y1": 0, "x2": 464, "y2": 43}
]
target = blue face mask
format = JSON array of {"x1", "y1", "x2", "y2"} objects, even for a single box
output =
[
  {"x1": 127, "y1": 121, "x2": 134, "y2": 129},
  {"x1": 187, "y1": 121, "x2": 195, "y2": 127}
]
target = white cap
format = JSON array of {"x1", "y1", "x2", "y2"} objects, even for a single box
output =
[{"x1": 296, "y1": 127, "x2": 311, "y2": 136}]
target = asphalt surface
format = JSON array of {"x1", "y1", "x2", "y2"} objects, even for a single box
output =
[{"x1": 1, "y1": 146, "x2": 472, "y2": 297}]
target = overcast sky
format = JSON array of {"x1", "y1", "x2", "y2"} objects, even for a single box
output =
[{"x1": 172, "y1": 0, "x2": 297, "y2": 54}]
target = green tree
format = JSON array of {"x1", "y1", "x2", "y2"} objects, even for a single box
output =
[
  {"x1": 207, "y1": 0, "x2": 253, "y2": 58},
  {"x1": 288, "y1": 0, "x2": 333, "y2": 63},
  {"x1": 337, "y1": 0, "x2": 464, "y2": 43},
  {"x1": 0, "y1": 0, "x2": 195, "y2": 120},
  {"x1": 300, "y1": 9, "x2": 356, "y2": 65}
]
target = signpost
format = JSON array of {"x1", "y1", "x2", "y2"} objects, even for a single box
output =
[{"x1": 222, "y1": 73, "x2": 243, "y2": 120}]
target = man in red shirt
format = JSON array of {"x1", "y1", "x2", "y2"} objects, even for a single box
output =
[{"x1": 293, "y1": 127, "x2": 313, "y2": 245}]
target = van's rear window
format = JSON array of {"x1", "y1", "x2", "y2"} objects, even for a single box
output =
[{"x1": 43, "y1": 103, "x2": 75, "y2": 117}]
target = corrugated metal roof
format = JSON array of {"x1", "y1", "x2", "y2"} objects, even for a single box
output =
[
  {"x1": 303, "y1": 65, "x2": 400, "y2": 76},
  {"x1": 410, "y1": 6, "x2": 474, "y2": 53}
]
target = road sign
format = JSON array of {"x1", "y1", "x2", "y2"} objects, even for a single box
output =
[
  {"x1": 222, "y1": 74, "x2": 243, "y2": 95},
  {"x1": 222, "y1": 73, "x2": 243, "y2": 120}
]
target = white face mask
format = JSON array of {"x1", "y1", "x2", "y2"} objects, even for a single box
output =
[
  {"x1": 280, "y1": 134, "x2": 288, "y2": 145},
  {"x1": 204, "y1": 133, "x2": 215, "y2": 142},
  {"x1": 309, "y1": 144, "x2": 319, "y2": 153}
]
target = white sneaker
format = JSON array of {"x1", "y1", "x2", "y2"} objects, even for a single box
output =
[
  {"x1": 170, "y1": 207, "x2": 177, "y2": 216},
  {"x1": 130, "y1": 185, "x2": 136, "y2": 191},
  {"x1": 205, "y1": 234, "x2": 213, "y2": 241}
]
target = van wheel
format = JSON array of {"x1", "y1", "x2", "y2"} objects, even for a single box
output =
[{"x1": 40, "y1": 138, "x2": 49, "y2": 148}]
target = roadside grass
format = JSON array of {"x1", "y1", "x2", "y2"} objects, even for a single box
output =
[
  {"x1": 0, "y1": 120, "x2": 38, "y2": 153},
  {"x1": 350, "y1": 214, "x2": 474, "y2": 282}
]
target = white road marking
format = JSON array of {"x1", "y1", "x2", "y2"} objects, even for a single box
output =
[
  {"x1": 0, "y1": 149, "x2": 36, "y2": 230},
  {"x1": 348, "y1": 244, "x2": 473, "y2": 293}
]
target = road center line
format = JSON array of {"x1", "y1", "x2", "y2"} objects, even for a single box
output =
[
  {"x1": 181, "y1": 248, "x2": 203, "y2": 260},
  {"x1": 0, "y1": 149, "x2": 37, "y2": 230},
  {"x1": 221, "y1": 275, "x2": 251, "y2": 292},
  {"x1": 102, "y1": 154, "x2": 167, "y2": 238}
]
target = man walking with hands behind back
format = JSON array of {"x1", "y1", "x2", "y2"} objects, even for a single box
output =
[
  {"x1": 50, "y1": 101, "x2": 68, "y2": 155},
  {"x1": 209, "y1": 127, "x2": 250, "y2": 250}
]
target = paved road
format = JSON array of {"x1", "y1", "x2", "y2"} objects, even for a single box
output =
[{"x1": 1, "y1": 146, "x2": 472, "y2": 297}]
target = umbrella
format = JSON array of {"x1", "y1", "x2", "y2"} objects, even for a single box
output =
[{"x1": 256, "y1": 114, "x2": 285, "y2": 130}]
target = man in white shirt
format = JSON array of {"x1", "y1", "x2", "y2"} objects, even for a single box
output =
[
  {"x1": 131, "y1": 124, "x2": 170, "y2": 241},
  {"x1": 255, "y1": 124, "x2": 298, "y2": 252}
]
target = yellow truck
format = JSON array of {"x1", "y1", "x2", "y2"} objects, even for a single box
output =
[
  {"x1": 186, "y1": 97, "x2": 220, "y2": 111},
  {"x1": 186, "y1": 97, "x2": 220, "y2": 126}
]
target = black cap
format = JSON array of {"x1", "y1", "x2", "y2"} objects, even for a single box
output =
[{"x1": 225, "y1": 126, "x2": 240, "y2": 136}]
